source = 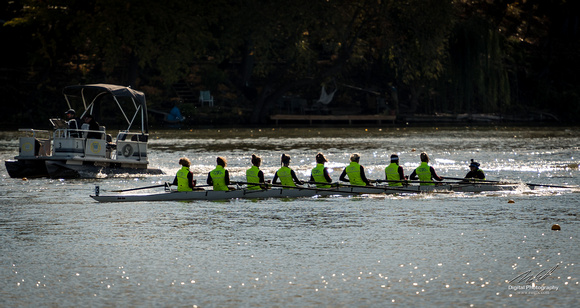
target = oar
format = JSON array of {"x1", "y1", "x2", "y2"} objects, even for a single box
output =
[
  {"x1": 334, "y1": 181, "x2": 432, "y2": 194},
  {"x1": 233, "y1": 181, "x2": 361, "y2": 195},
  {"x1": 442, "y1": 176, "x2": 578, "y2": 189},
  {"x1": 306, "y1": 180, "x2": 339, "y2": 187},
  {"x1": 112, "y1": 183, "x2": 211, "y2": 193},
  {"x1": 373, "y1": 179, "x2": 447, "y2": 185},
  {"x1": 111, "y1": 183, "x2": 167, "y2": 192}
]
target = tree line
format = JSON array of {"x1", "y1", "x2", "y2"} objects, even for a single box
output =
[{"x1": 1, "y1": 0, "x2": 579, "y2": 127}]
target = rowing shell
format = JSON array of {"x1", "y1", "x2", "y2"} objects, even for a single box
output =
[{"x1": 90, "y1": 183, "x2": 526, "y2": 203}]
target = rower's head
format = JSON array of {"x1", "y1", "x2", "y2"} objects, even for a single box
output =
[
  {"x1": 469, "y1": 159, "x2": 480, "y2": 170},
  {"x1": 350, "y1": 153, "x2": 361, "y2": 163},
  {"x1": 179, "y1": 157, "x2": 191, "y2": 167},
  {"x1": 420, "y1": 152, "x2": 429, "y2": 163},
  {"x1": 65, "y1": 109, "x2": 75, "y2": 119},
  {"x1": 316, "y1": 152, "x2": 328, "y2": 164},
  {"x1": 217, "y1": 156, "x2": 227, "y2": 167},
  {"x1": 281, "y1": 154, "x2": 291, "y2": 166},
  {"x1": 390, "y1": 153, "x2": 399, "y2": 164},
  {"x1": 251, "y1": 154, "x2": 262, "y2": 167}
]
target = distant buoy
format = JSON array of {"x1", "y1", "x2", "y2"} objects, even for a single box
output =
[
  {"x1": 508, "y1": 199, "x2": 515, "y2": 203},
  {"x1": 22, "y1": 177, "x2": 28, "y2": 181},
  {"x1": 551, "y1": 224, "x2": 561, "y2": 231},
  {"x1": 411, "y1": 148, "x2": 416, "y2": 152}
]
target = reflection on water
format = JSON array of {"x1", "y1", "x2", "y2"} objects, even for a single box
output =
[{"x1": 0, "y1": 127, "x2": 579, "y2": 307}]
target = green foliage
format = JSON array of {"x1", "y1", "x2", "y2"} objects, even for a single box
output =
[{"x1": 1, "y1": 0, "x2": 579, "y2": 126}]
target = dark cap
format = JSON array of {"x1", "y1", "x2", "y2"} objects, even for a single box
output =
[
  {"x1": 65, "y1": 109, "x2": 75, "y2": 115},
  {"x1": 469, "y1": 159, "x2": 480, "y2": 168},
  {"x1": 84, "y1": 114, "x2": 93, "y2": 119}
]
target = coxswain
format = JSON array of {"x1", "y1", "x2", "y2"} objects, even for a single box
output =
[
  {"x1": 409, "y1": 152, "x2": 444, "y2": 185},
  {"x1": 171, "y1": 157, "x2": 197, "y2": 191},
  {"x1": 384, "y1": 153, "x2": 406, "y2": 186},
  {"x1": 207, "y1": 156, "x2": 231, "y2": 191},
  {"x1": 246, "y1": 154, "x2": 266, "y2": 190},
  {"x1": 310, "y1": 152, "x2": 332, "y2": 188},
  {"x1": 339, "y1": 153, "x2": 371, "y2": 186},
  {"x1": 272, "y1": 154, "x2": 303, "y2": 187},
  {"x1": 464, "y1": 159, "x2": 486, "y2": 180}
]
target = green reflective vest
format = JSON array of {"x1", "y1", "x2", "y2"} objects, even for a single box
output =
[
  {"x1": 210, "y1": 165, "x2": 228, "y2": 191},
  {"x1": 385, "y1": 163, "x2": 402, "y2": 186},
  {"x1": 415, "y1": 162, "x2": 434, "y2": 186},
  {"x1": 176, "y1": 166, "x2": 193, "y2": 192},
  {"x1": 311, "y1": 164, "x2": 330, "y2": 188},
  {"x1": 277, "y1": 166, "x2": 296, "y2": 187},
  {"x1": 246, "y1": 166, "x2": 261, "y2": 190},
  {"x1": 345, "y1": 161, "x2": 366, "y2": 186}
]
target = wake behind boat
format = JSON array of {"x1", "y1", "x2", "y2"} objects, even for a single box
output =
[
  {"x1": 90, "y1": 181, "x2": 527, "y2": 203},
  {"x1": 5, "y1": 84, "x2": 163, "y2": 179}
]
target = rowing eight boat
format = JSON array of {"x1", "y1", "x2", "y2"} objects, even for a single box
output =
[{"x1": 90, "y1": 182, "x2": 527, "y2": 203}]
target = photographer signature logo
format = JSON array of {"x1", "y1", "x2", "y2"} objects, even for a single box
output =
[
  {"x1": 507, "y1": 264, "x2": 560, "y2": 294},
  {"x1": 509, "y1": 264, "x2": 559, "y2": 284}
]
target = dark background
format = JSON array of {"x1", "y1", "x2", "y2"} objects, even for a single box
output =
[{"x1": 1, "y1": 0, "x2": 578, "y2": 128}]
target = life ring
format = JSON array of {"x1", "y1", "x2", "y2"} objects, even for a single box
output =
[
  {"x1": 22, "y1": 142, "x2": 33, "y2": 152},
  {"x1": 122, "y1": 144, "x2": 134, "y2": 157},
  {"x1": 90, "y1": 141, "x2": 102, "y2": 154}
]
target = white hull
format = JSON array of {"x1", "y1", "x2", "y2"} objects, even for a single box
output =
[{"x1": 90, "y1": 183, "x2": 525, "y2": 202}]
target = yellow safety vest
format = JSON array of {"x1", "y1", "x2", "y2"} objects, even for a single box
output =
[
  {"x1": 176, "y1": 166, "x2": 193, "y2": 192},
  {"x1": 311, "y1": 164, "x2": 330, "y2": 188},
  {"x1": 385, "y1": 163, "x2": 402, "y2": 186},
  {"x1": 277, "y1": 166, "x2": 296, "y2": 187},
  {"x1": 210, "y1": 165, "x2": 228, "y2": 191},
  {"x1": 415, "y1": 162, "x2": 434, "y2": 186},
  {"x1": 246, "y1": 165, "x2": 262, "y2": 190},
  {"x1": 345, "y1": 161, "x2": 366, "y2": 186}
]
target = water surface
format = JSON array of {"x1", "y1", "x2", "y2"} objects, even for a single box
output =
[{"x1": 1, "y1": 127, "x2": 578, "y2": 307}]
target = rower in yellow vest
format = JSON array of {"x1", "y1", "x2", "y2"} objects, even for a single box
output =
[
  {"x1": 171, "y1": 157, "x2": 197, "y2": 191},
  {"x1": 384, "y1": 153, "x2": 406, "y2": 186},
  {"x1": 272, "y1": 154, "x2": 303, "y2": 188},
  {"x1": 246, "y1": 154, "x2": 266, "y2": 190},
  {"x1": 207, "y1": 156, "x2": 231, "y2": 191},
  {"x1": 409, "y1": 152, "x2": 444, "y2": 186},
  {"x1": 310, "y1": 152, "x2": 332, "y2": 188},
  {"x1": 339, "y1": 153, "x2": 371, "y2": 186}
]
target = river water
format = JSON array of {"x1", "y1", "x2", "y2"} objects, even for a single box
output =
[{"x1": 0, "y1": 126, "x2": 578, "y2": 307}]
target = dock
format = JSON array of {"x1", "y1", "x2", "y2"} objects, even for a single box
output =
[{"x1": 270, "y1": 114, "x2": 396, "y2": 125}]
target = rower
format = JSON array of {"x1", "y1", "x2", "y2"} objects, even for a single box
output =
[
  {"x1": 171, "y1": 157, "x2": 197, "y2": 191},
  {"x1": 384, "y1": 153, "x2": 406, "y2": 186},
  {"x1": 409, "y1": 152, "x2": 444, "y2": 185},
  {"x1": 207, "y1": 156, "x2": 231, "y2": 191},
  {"x1": 463, "y1": 159, "x2": 486, "y2": 181},
  {"x1": 339, "y1": 153, "x2": 371, "y2": 186},
  {"x1": 310, "y1": 152, "x2": 332, "y2": 188},
  {"x1": 272, "y1": 154, "x2": 303, "y2": 188},
  {"x1": 246, "y1": 154, "x2": 266, "y2": 190}
]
